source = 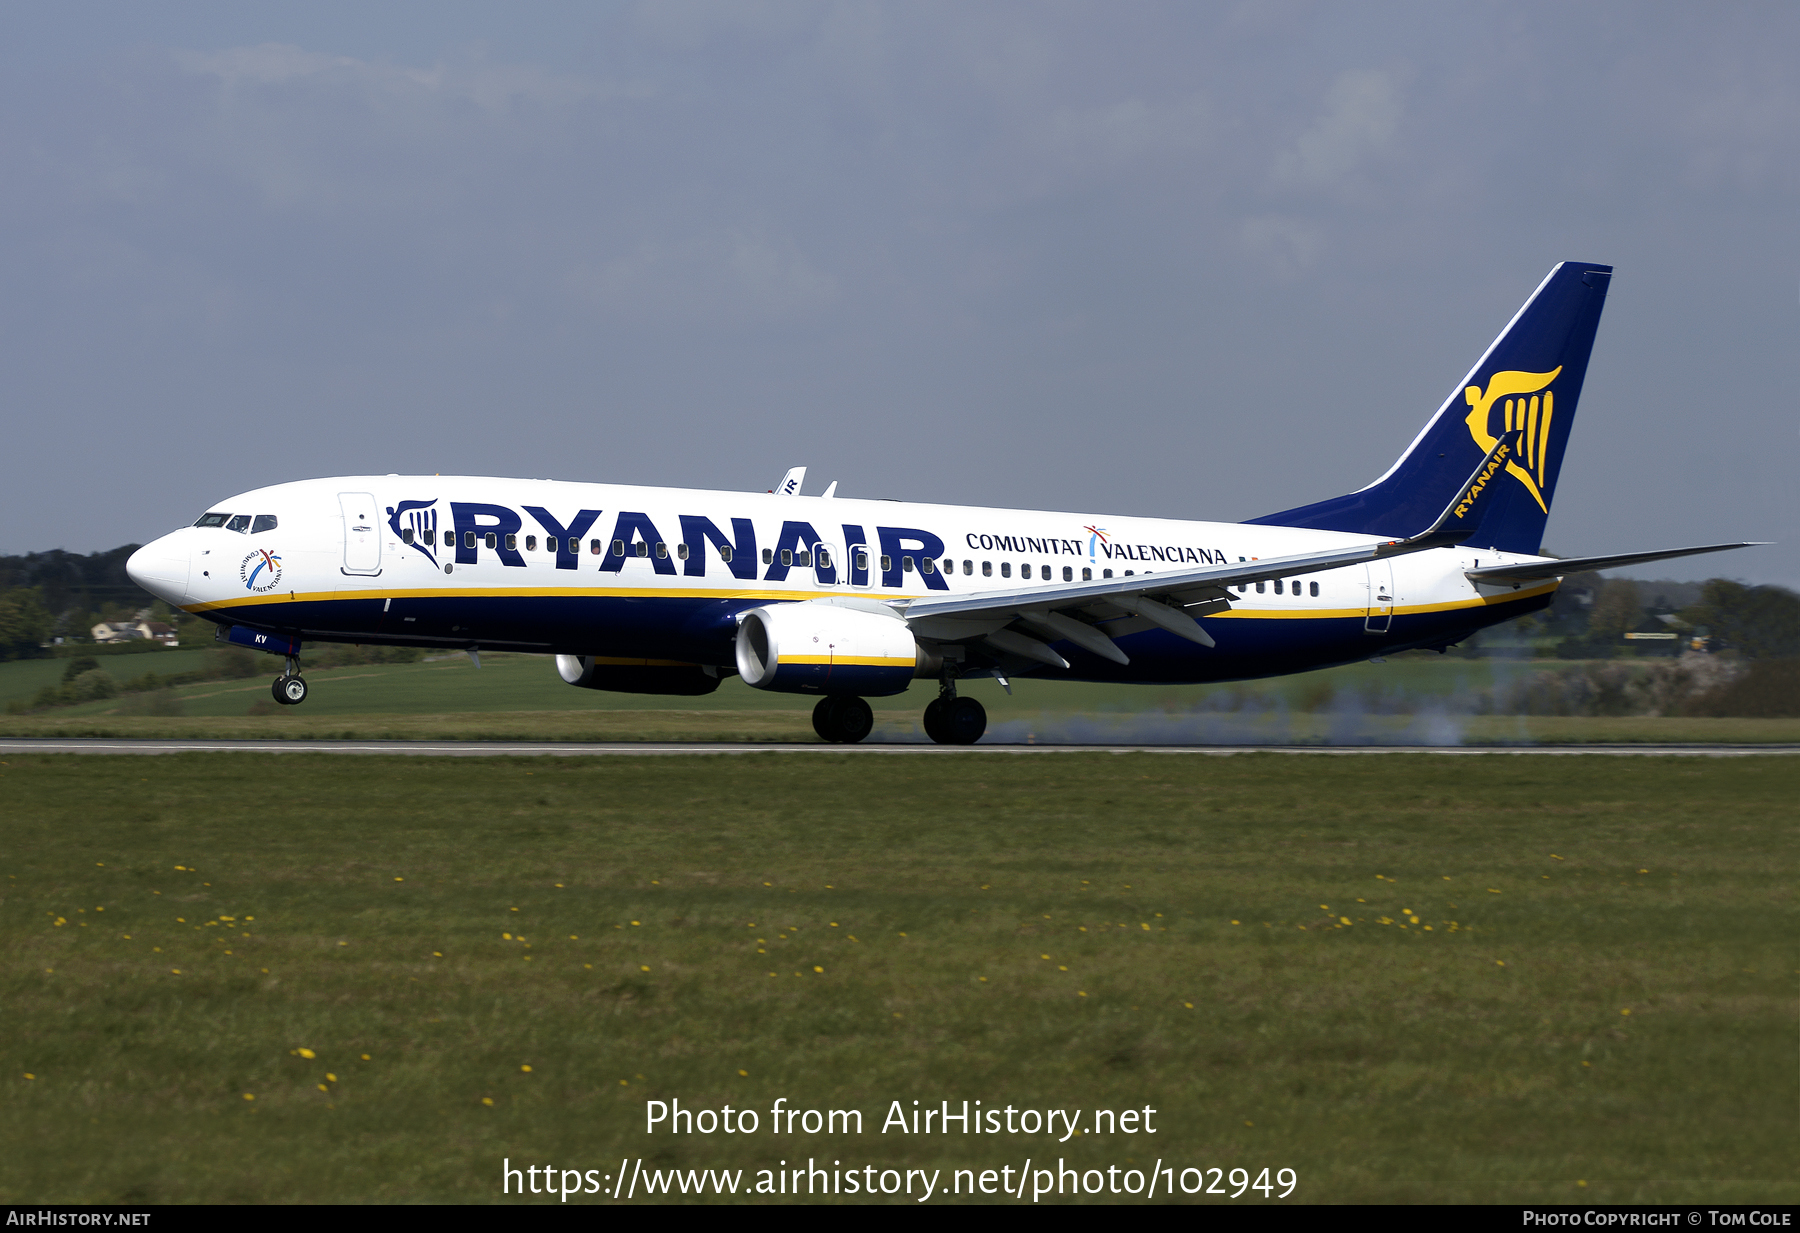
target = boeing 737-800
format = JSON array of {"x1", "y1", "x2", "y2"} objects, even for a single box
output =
[{"x1": 125, "y1": 262, "x2": 1754, "y2": 743}]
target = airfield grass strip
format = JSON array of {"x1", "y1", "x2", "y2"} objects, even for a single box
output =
[{"x1": 0, "y1": 753, "x2": 1794, "y2": 1203}]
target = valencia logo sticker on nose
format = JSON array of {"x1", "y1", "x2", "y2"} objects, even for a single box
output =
[{"x1": 240, "y1": 548, "x2": 284, "y2": 593}]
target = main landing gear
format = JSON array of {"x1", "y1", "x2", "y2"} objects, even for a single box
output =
[
  {"x1": 809, "y1": 679, "x2": 988, "y2": 747},
  {"x1": 812, "y1": 696, "x2": 875, "y2": 744},
  {"x1": 922, "y1": 678, "x2": 986, "y2": 746},
  {"x1": 271, "y1": 656, "x2": 308, "y2": 706}
]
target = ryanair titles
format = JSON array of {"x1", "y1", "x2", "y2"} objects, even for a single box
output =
[{"x1": 965, "y1": 533, "x2": 1230, "y2": 566}]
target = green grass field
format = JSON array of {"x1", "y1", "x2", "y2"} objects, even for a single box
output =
[
  {"x1": 2, "y1": 753, "x2": 1794, "y2": 1203},
  {"x1": 3, "y1": 651, "x2": 1797, "y2": 744}
]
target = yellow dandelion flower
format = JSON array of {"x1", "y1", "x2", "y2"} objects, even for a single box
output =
[
  {"x1": 317, "y1": 1084, "x2": 329, "y2": 1092},
  {"x1": 326, "y1": 1074, "x2": 336, "y2": 1082},
  {"x1": 1077, "y1": 991, "x2": 1087, "y2": 997},
  {"x1": 482, "y1": 1097, "x2": 494, "y2": 1106},
  {"x1": 298, "y1": 1048, "x2": 315, "y2": 1059},
  {"x1": 1183, "y1": 1002, "x2": 1193, "y2": 1009},
  {"x1": 393, "y1": 877, "x2": 403, "y2": 882},
  {"x1": 640, "y1": 965, "x2": 650, "y2": 972},
  {"x1": 360, "y1": 1054, "x2": 370, "y2": 1061},
  {"x1": 1620, "y1": 1008, "x2": 1631, "y2": 1016},
  {"x1": 24, "y1": 1073, "x2": 35, "y2": 1080},
  {"x1": 433, "y1": 951, "x2": 443, "y2": 957},
  {"x1": 813, "y1": 966, "x2": 823, "y2": 973},
  {"x1": 243, "y1": 1093, "x2": 254, "y2": 1101},
  {"x1": 521, "y1": 1065, "x2": 532, "y2": 1073}
]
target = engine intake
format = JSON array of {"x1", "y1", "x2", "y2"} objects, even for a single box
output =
[{"x1": 735, "y1": 603, "x2": 935, "y2": 696}]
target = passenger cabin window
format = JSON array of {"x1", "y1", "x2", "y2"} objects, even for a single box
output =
[
  {"x1": 1062, "y1": 566, "x2": 1073, "y2": 582},
  {"x1": 781, "y1": 549, "x2": 793, "y2": 567},
  {"x1": 1274, "y1": 579, "x2": 1283, "y2": 594},
  {"x1": 525, "y1": 535, "x2": 537, "y2": 552},
  {"x1": 226, "y1": 514, "x2": 252, "y2": 534},
  {"x1": 402, "y1": 528, "x2": 415, "y2": 544},
  {"x1": 795, "y1": 550, "x2": 809, "y2": 567},
  {"x1": 1021, "y1": 564, "x2": 1032, "y2": 580},
  {"x1": 762, "y1": 548, "x2": 774, "y2": 565},
  {"x1": 719, "y1": 545, "x2": 733, "y2": 563},
  {"x1": 1102, "y1": 569, "x2": 1112, "y2": 579},
  {"x1": 677, "y1": 543, "x2": 690, "y2": 560},
  {"x1": 879, "y1": 555, "x2": 892, "y2": 573},
  {"x1": 484, "y1": 532, "x2": 497, "y2": 550},
  {"x1": 614, "y1": 539, "x2": 626, "y2": 557},
  {"x1": 444, "y1": 531, "x2": 455, "y2": 548},
  {"x1": 505, "y1": 534, "x2": 517, "y2": 551},
  {"x1": 921, "y1": 558, "x2": 935, "y2": 574},
  {"x1": 568, "y1": 537, "x2": 578, "y2": 554},
  {"x1": 635, "y1": 541, "x2": 648, "y2": 558},
  {"x1": 1001, "y1": 562, "x2": 1011, "y2": 578},
  {"x1": 1255, "y1": 582, "x2": 1265, "y2": 593},
  {"x1": 251, "y1": 514, "x2": 278, "y2": 534},
  {"x1": 655, "y1": 542, "x2": 668, "y2": 559},
  {"x1": 1082, "y1": 567, "x2": 1092, "y2": 581},
  {"x1": 962, "y1": 560, "x2": 973, "y2": 575},
  {"x1": 1310, "y1": 581, "x2": 1320, "y2": 597},
  {"x1": 193, "y1": 512, "x2": 230, "y2": 529},
  {"x1": 590, "y1": 538, "x2": 602, "y2": 554},
  {"x1": 854, "y1": 551, "x2": 868, "y2": 571},
  {"x1": 465, "y1": 531, "x2": 477, "y2": 549},
  {"x1": 817, "y1": 548, "x2": 830, "y2": 569},
  {"x1": 981, "y1": 561, "x2": 992, "y2": 577},
  {"x1": 902, "y1": 556, "x2": 915, "y2": 573}
]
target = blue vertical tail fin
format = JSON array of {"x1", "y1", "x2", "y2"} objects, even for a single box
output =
[{"x1": 1246, "y1": 261, "x2": 1612, "y2": 554}]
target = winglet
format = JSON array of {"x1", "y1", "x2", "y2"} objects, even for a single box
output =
[{"x1": 1376, "y1": 430, "x2": 1523, "y2": 556}]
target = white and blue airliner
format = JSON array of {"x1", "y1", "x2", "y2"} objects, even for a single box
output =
[{"x1": 126, "y1": 262, "x2": 1753, "y2": 743}]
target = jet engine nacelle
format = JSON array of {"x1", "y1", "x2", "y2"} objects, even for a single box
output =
[
  {"x1": 555, "y1": 654, "x2": 722, "y2": 696},
  {"x1": 734, "y1": 603, "x2": 937, "y2": 696}
]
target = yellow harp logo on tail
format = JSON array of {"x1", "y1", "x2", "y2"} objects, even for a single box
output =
[{"x1": 1463, "y1": 367, "x2": 1561, "y2": 513}]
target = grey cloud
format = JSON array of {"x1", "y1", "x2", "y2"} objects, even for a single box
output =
[{"x1": 0, "y1": 3, "x2": 1792, "y2": 589}]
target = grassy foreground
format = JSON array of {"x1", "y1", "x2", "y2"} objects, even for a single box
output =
[
  {"x1": 3, "y1": 651, "x2": 1797, "y2": 744},
  {"x1": 1, "y1": 753, "x2": 1795, "y2": 1204}
]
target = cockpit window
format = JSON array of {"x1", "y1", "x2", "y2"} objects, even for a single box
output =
[
  {"x1": 225, "y1": 514, "x2": 252, "y2": 533},
  {"x1": 193, "y1": 512, "x2": 230, "y2": 529},
  {"x1": 251, "y1": 514, "x2": 278, "y2": 534}
]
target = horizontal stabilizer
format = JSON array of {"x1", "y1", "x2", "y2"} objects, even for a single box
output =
[{"x1": 1464, "y1": 542, "x2": 1763, "y2": 583}]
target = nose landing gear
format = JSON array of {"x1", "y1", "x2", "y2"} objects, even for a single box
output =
[
  {"x1": 811, "y1": 696, "x2": 875, "y2": 744},
  {"x1": 271, "y1": 656, "x2": 308, "y2": 706}
]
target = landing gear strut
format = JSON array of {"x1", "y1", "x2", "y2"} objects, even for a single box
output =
[
  {"x1": 811, "y1": 696, "x2": 874, "y2": 744},
  {"x1": 271, "y1": 656, "x2": 308, "y2": 706},
  {"x1": 922, "y1": 675, "x2": 985, "y2": 745}
]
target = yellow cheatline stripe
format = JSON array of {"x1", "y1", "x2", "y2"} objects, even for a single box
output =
[
  {"x1": 780, "y1": 656, "x2": 916, "y2": 667},
  {"x1": 587, "y1": 657, "x2": 697, "y2": 667},
  {"x1": 1208, "y1": 580, "x2": 1556, "y2": 620},
  {"x1": 187, "y1": 579, "x2": 1556, "y2": 623},
  {"x1": 183, "y1": 583, "x2": 901, "y2": 613}
]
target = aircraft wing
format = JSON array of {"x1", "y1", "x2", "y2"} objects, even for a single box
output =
[
  {"x1": 888, "y1": 534, "x2": 1449, "y2": 668},
  {"x1": 886, "y1": 433, "x2": 1531, "y2": 669},
  {"x1": 1463, "y1": 542, "x2": 1763, "y2": 583}
]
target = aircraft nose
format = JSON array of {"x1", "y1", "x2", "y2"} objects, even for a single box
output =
[{"x1": 127, "y1": 535, "x2": 191, "y2": 605}]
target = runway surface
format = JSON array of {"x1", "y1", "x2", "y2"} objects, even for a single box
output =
[{"x1": 1, "y1": 739, "x2": 1797, "y2": 757}]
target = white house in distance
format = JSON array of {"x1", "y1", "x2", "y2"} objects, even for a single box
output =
[{"x1": 91, "y1": 620, "x2": 178, "y2": 646}]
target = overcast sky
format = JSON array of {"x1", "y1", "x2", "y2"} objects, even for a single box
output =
[{"x1": 2, "y1": 2, "x2": 1794, "y2": 585}]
